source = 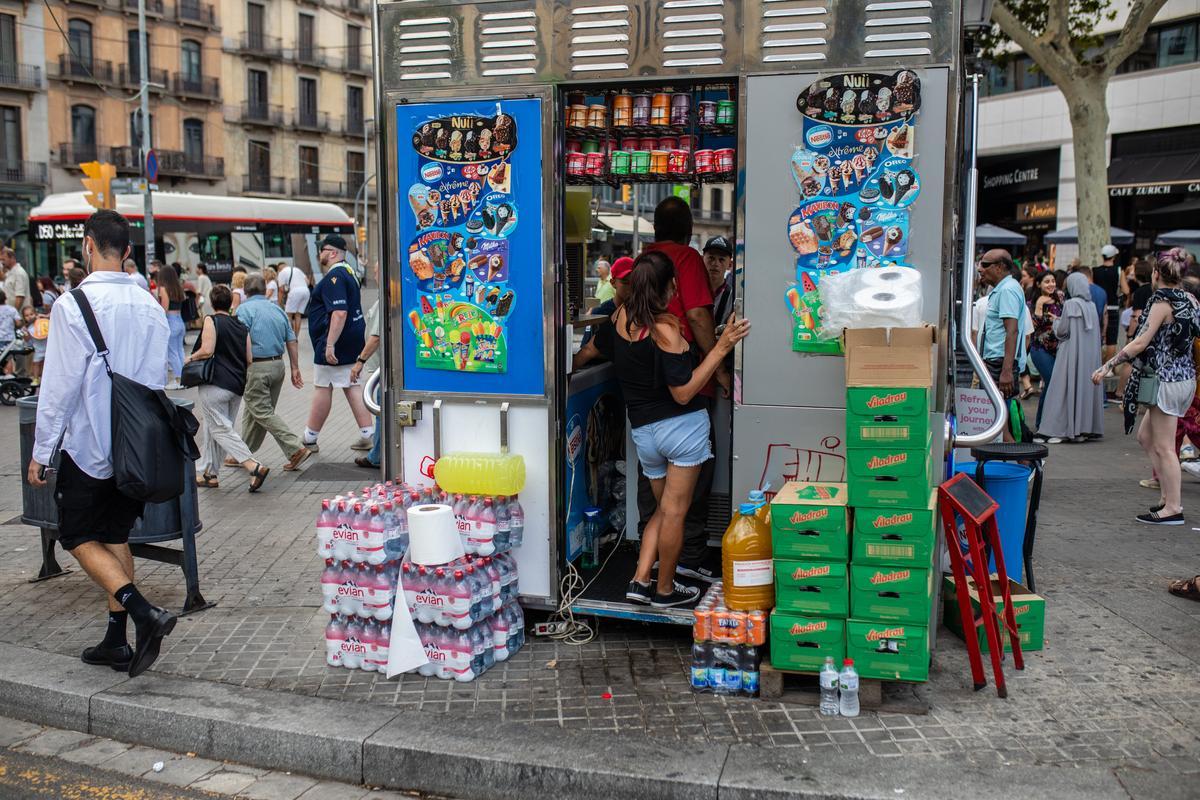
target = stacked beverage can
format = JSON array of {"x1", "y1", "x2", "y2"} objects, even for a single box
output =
[{"x1": 689, "y1": 582, "x2": 764, "y2": 696}]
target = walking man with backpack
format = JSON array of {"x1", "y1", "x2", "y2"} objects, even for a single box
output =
[{"x1": 27, "y1": 209, "x2": 178, "y2": 677}]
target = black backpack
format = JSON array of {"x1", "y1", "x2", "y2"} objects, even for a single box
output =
[{"x1": 70, "y1": 288, "x2": 200, "y2": 503}]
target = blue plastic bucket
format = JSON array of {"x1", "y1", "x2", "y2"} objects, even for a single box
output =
[{"x1": 954, "y1": 461, "x2": 1031, "y2": 583}]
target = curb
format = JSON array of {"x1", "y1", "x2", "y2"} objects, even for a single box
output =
[{"x1": 0, "y1": 642, "x2": 1135, "y2": 800}]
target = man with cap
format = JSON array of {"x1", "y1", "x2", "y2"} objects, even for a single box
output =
[
  {"x1": 1094, "y1": 244, "x2": 1122, "y2": 362},
  {"x1": 302, "y1": 234, "x2": 374, "y2": 453},
  {"x1": 703, "y1": 236, "x2": 735, "y2": 326}
]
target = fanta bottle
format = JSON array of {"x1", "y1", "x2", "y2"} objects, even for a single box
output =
[{"x1": 721, "y1": 499, "x2": 774, "y2": 611}]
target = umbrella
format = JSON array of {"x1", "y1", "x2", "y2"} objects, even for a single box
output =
[
  {"x1": 1044, "y1": 225, "x2": 1135, "y2": 245},
  {"x1": 1154, "y1": 230, "x2": 1200, "y2": 248},
  {"x1": 975, "y1": 223, "x2": 1027, "y2": 247}
]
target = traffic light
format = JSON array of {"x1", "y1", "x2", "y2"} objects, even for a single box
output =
[
  {"x1": 621, "y1": 184, "x2": 631, "y2": 203},
  {"x1": 80, "y1": 161, "x2": 117, "y2": 210},
  {"x1": 357, "y1": 225, "x2": 367, "y2": 246}
]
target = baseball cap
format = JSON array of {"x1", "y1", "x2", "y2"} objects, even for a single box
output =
[
  {"x1": 1101, "y1": 244, "x2": 1119, "y2": 258},
  {"x1": 703, "y1": 235, "x2": 733, "y2": 256},
  {"x1": 610, "y1": 256, "x2": 635, "y2": 280},
  {"x1": 321, "y1": 234, "x2": 348, "y2": 252}
]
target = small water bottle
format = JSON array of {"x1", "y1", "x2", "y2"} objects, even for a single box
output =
[
  {"x1": 838, "y1": 658, "x2": 860, "y2": 718},
  {"x1": 740, "y1": 645, "x2": 760, "y2": 697},
  {"x1": 690, "y1": 641, "x2": 712, "y2": 692},
  {"x1": 581, "y1": 507, "x2": 602, "y2": 569},
  {"x1": 819, "y1": 656, "x2": 840, "y2": 716}
]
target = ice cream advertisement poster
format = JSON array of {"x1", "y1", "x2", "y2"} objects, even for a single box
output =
[
  {"x1": 396, "y1": 98, "x2": 545, "y2": 396},
  {"x1": 784, "y1": 70, "x2": 922, "y2": 354}
]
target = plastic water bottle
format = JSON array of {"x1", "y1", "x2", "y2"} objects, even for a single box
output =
[
  {"x1": 335, "y1": 561, "x2": 363, "y2": 617},
  {"x1": 481, "y1": 558, "x2": 502, "y2": 614},
  {"x1": 401, "y1": 562, "x2": 419, "y2": 618},
  {"x1": 740, "y1": 646, "x2": 760, "y2": 697},
  {"x1": 331, "y1": 501, "x2": 354, "y2": 561},
  {"x1": 508, "y1": 495, "x2": 524, "y2": 548},
  {"x1": 581, "y1": 507, "x2": 602, "y2": 569},
  {"x1": 372, "y1": 565, "x2": 395, "y2": 621},
  {"x1": 494, "y1": 496, "x2": 512, "y2": 553},
  {"x1": 359, "y1": 620, "x2": 378, "y2": 672},
  {"x1": 819, "y1": 657, "x2": 840, "y2": 716},
  {"x1": 691, "y1": 641, "x2": 712, "y2": 692},
  {"x1": 492, "y1": 607, "x2": 512, "y2": 661},
  {"x1": 342, "y1": 618, "x2": 366, "y2": 669},
  {"x1": 325, "y1": 615, "x2": 345, "y2": 666},
  {"x1": 316, "y1": 500, "x2": 336, "y2": 558},
  {"x1": 320, "y1": 559, "x2": 340, "y2": 613},
  {"x1": 382, "y1": 501, "x2": 407, "y2": 562},
  {"x1": 839, "y1": 658, "x2": 860, "y2": 718},
  {"x1": 452, "y1": 494, "x2": 469, "y2": 546},
  {"x1": 476, "y1": 498, "x2": 497, "y2": 556},
  {"x1": 361, "y1": 505, "x2": 386, "y2": 565},
  {"x1": 448, "y1": 569, "x2": 472, "y2": 629}
]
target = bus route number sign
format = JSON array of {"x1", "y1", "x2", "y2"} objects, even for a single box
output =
[{"x1": 35, "y1": 223, "x2": 85, "y2": 240}]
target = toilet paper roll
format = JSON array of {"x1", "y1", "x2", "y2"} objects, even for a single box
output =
[
  {"x1": 852, "y1": 286, "x2": 921, "y2": 314},
  {"x1": 407, "y1": 504, "x2": 465, "y2": 566},
  {"x1": 861, "y1": 265, "x2": 921, "y2": 291}
]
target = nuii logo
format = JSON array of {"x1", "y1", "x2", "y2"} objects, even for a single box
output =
[
  {"x1": 421, "y1": 163, "x2": 443, "y2": 182},
  {"x1": 866, "y1": 627, "x2": 906, "y2": 641},
  {"x1": 789, "y1": 508, "x2": 829, "y2": 525},
  {"x1": 806, "y1": 125, "x2": 833, "y2": 148},
  {"x1": 792, "y1": 565, "x2": 831, "y2": 580},
  {"x1": 869, "y1": 569, "x2": 911, "y2": 585},
  {"x1": 866, "y1": 391, "x2": 908, "y2": 409},
  {"x1": 789, "y1": 621, "x2": 828, "y2": 635},
  {"x1": 867, "y1": 453, "x2": 907, "y2": 470},
  {"x1": 873, "y1": 513, "x2": 913, "y2": 529}
]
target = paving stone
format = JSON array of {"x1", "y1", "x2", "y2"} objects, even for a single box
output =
[
  {"x1": 0, "y1": 716, "x2": 44, "y2": 747},
  {"x1": 56, "y1": 736, "x2": 134, "y2": 767},
  {"x1": 295, "y1": 781, "x2": 368, "y2": 800},
  {"x1": 235, "y1": 770, "x2": 320, "y2": 800},
  {"x1": 14, "y1": 728, "x2": 95, "y2": 756},
  {"x1": 188, "y1": 768, "x2": 259, "y2": 795},
  {"x1": 141, "y1": 754, "x2": 225, "y2": 787}
]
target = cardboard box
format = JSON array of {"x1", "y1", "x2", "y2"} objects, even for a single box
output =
[
  {"x1": 942, "y1": 575, "x2": 1045, "y2": 652},
  {"x1": 770, "y1": 482, "x2": 850, "y2": 562},
  {"x1": 844, "y1": 327, "x2": 936, "y2": 389},
  {"x1": 849, "y1": 564, "x2": 933, "y2": 624},
  {"x1": 769, "y1": 612, "x2": 845, "y2": 673},
  {"x1": 846, "y1": 619, "x2": 930, "y2": 682},
  {"x1": 851, "y1": 490, "x2": 937, "y2": 568},
  {"x1": 845, "y1": 386, "x2": 932, "y2": 448},
  {"x1": 774, "y1": 560, "x2": 849, "y2": 618},
  {"x1": 846, "y1": 439, "x2": 937, "y2": 509}
]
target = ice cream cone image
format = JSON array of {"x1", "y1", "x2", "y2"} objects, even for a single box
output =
[
  {"x1": 852, "y1": 154, "x2": 867, "y2": 181},
  {"x1": 458, "y1": 331, "x2": 472, "y2": 369},
  {"x1": 883, "y1": 226, "x2": 903, "y2": 256},
  {"x1": 828, "y1": 170, "x2": 840, "y2": 192}
]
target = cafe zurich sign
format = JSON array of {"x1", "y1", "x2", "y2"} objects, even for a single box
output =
[{"x1": 1110, "y1": 181, "x2": 1200, "y2": 197}]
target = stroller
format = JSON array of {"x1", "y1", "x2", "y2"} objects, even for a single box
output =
[{"x1": 0, "y1": 331, "x2": 36, "y2": 405}]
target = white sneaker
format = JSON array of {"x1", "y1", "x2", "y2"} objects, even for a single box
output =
[
  {"x1": 1182, "y1": 461, "x2": 1200, "y2": 479},
  {"x1": 1181, "y1": 444, "x2": 1198, "y2": 461},
  {"x1": 1044, "y1": 437, "x2": 1064, "y2": 444},
  {"x1": 350, "y1": 436, "x2": 373, "y2": 451}
]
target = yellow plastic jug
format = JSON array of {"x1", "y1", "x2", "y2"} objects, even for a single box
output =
[{"x1": 722, "y1": 495, "x2": 774, "y2": 611}]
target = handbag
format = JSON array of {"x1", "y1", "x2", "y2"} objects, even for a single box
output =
[
  {"x1": 180, "y1": 355, "x2": 214, "y2": 388},
  {"x1": 70, "y1": 289, "x2": 200, "y2": 503},
  {"x1": 1136, "y1": 364, "x2": 1160, "y2": 405}
]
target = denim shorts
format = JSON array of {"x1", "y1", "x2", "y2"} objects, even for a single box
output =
[{"x1": 631, "y1": 409, "x2": 713, "y2": 480}]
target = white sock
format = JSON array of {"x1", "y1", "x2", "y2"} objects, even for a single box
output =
[
  {"x1": 360, "y1": 426, "x2": 374, "y2": 439},
  {"x1": 303, "y1": 428, "x2": 320, "y2": 444}
]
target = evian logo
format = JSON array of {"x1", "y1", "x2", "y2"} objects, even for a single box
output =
[
  {"x1": 424, "y1": 644, "x2": 446, "y2": 662},
  {"x1": 333, "y1": 524, "x2": 358, "y2": 541},
  {"x1": 792, "y1": 565, "x2": 831, "y2": 580},
  {"x1": 869, "y1": 569, "x2": 911, "y2": 585},
  {"x1": 872, "y1": 513, "x2": 913, "y2": 529},
  {"x1": 415, "y1": 588, "x2": 444, "y2": 607},
  {"x1": 866, "y1": 627, "x2": 905, "y2": 641},
  {"x1": 337, "y1": 583, "x2": 364, "y2": 599},
  {"x1": 866, "y1": 391, "x2": 908, "y2": 409},
  {"x1": 867, "y1": 453, "x2": 907, "y2": 470},
  {"x1": 789, "y1": 621, "x2": 828, "y2": 635},
  {"x1": 790, "y1": 508, "x2": 829, "y2": 524}
]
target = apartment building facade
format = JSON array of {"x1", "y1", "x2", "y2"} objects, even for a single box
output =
[{"x1": 0, "y1": 0, "x2": 50, "y2": 248}]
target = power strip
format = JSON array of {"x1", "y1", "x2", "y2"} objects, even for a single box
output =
[{"x1": 533, "y1": 621, "x2": 570, "y2": 637}]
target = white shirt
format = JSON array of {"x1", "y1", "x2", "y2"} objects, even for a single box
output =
[
  {"x1": 128, "y1": 270, "x2": 149, "y2": 291},
  {"x1": 4, "y1": 262, "x2": 31, "y2": 310},
  {"x1": 279, "y1": 266, "x2": 308, "y2": 293},
  {"x1": 266, "y1": 279, "x2": 279, "y2": 301},
  {"x1": 34, "y1": 271, "x2": 170, "y2": 479}
]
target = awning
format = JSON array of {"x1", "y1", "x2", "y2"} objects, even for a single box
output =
[
  {"x1": 596, "y1": 212, "x2": 654, "y2": 237},
  {"x1": 1108, "y1": 151, "x2": 1200, "y2": 190},
  {"x1": 1140, "y1": 197, "x2": 1200, "y2": 218},
  {"x1": 1044, "y1": 225, "x2": 1134, "y2": 245},
  {"x1": 1155, "y1": 229, "x2": 1200, "y2": 247},
  {"x1": 975, "y1": 223, "x2": 1027, "y2": 246}
]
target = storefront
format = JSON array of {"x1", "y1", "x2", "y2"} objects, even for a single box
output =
[
  {"x1": 1108, "y1": 124, "x2": 1200, "y2": 252},
  {"x1": 977, "y1": 148, "x2": 1061, "y2": 256}
]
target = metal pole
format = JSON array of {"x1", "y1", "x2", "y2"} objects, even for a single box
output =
[
  {"x1": 137, "y1": 0, "x2": 155, "y2": 264},
  {"x1": 363, "y1": 118, "x2": 372, "y2": 265},
  {"x1": 631, "y1": 185, "x2": 639, "y2": 245}
]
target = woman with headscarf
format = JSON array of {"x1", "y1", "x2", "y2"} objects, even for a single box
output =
[
  {"x1": 1094, "y1": 248, "x2": 1200, "y2": 525},
  {"x1": 1038, "y1": 272, "x2": 1104, "y2": 443}
]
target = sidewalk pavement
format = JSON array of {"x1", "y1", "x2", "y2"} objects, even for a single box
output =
[{"x1": 0, "y1": 323, "x2": 1196, "y2": 798}]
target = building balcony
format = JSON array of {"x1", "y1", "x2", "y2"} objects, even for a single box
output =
[
  {"x1": 50, "y1": 55, "x2": 116, "y2": 85},
  {"x1": 293, "y1": 109, "x2": 333, "y2": 133},
  {"x1": 64, "y1": 0, "x2": 113, "y2": 9},
  {"x1": 342, "y1": 50, "x2": 372, "y2": 75},
  {"x1": 0, "y1": 161, "x2": 49, "y2": 186},
  {"x1": 172, "y1": 72, "x2": 220, "y2": 100},
  {"x1": 234, "y1": 102, "x2": 286, "y2": 127},
  {"x1": 344, "y1": 116, "x2": 365, "y2": 137},
  {"x1": 292, "y1": 47, "x2": 328, "y2": 69},
  {"x1": 235, "y1": 174, "x2": 286, "y2": 195},
  {"x1": 0, "y1": 63, "x2": 44, "y2": 92},
  {"x1": 121, "y1": 0, "x2": 164, "y2": 16},
  {"x1": 157, "y1": 150, "x2": 224, "y2": 179},
  {"x1": 176, "y1": 0, "x2": 219, "y2": 28},
  {"x1": 292, "y1": 179, "x2": 352, "y2": 200},
  {"x1": 338, "y1": 0, "x2": 371, "y2": 18},
  {"x1": 57, "y1": 143, "x2": 101, "y2": 165},
  {"x1": 119, "y1": 64, "x2": 169, "y2": 90},
  {"x1": 235, "y1": 33, "x2": 284, "y2": 60},
  {"x1": 107, "y1": 146, "x2": 143, "y2": 174}
]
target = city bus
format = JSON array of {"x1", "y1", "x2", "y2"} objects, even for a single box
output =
[{"x1": 27, "y1": 191, "x2": 357, "y2": 283}]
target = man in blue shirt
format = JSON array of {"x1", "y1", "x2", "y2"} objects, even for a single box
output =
[
  {"x1": 303, "y1": 235, "x2": 373, "y2": 453},
  {"x1": 978, "y1": 250, "x2": 1027, "y2": 436},
  {"x1": 236, "y1": 273, "x2": 311, "y2": 471}
]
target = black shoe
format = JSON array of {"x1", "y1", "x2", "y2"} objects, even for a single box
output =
[
  {"x1": 651, "y1": 581, "x2": 701, "y2": 608},
  {"x1": 129, "y1": 606, "x2": 177, "y2": 678},
  {"x1": 1136, "y1": 511, "x2": 1185, "y2": 526},
  {"x1": 81, "y1": 643, "x2": 133, "y2": 671},
  {"x1": 675, "y1": 562, "x2": 719, "y2": 583},
  {"x1": 625, "y1": 580, "x2": 652, "y2": 605},
  {"x1": 1151, "y1": 502, "x2": 1165, "y2": 513}
]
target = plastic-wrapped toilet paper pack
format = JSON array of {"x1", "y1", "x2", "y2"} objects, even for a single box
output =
[
  {"x1": 407, "y1": 504, "x2": 465, "y2": 566},
  {"x1": 817, "y1": 266, "x2": 922, "y2": 338}
]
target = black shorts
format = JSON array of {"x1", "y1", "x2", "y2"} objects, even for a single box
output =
[
  {"x1": 1105, "y1": 308, "x2": 1120, "y2": 346},
  {"x1": 54, "y1": 452, "x2": 145, "y2": 550},
  {"x1": 984, "y1": 358, "x2": 1017, "y2": 399}
]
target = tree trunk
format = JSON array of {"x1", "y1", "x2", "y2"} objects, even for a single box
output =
[{"x1": 1065, "y1": 78, "x2": 1111, "y2": 267}]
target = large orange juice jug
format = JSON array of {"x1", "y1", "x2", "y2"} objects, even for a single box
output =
[{"x1": 722, "y1": 494, "x2": 774, "y2": 611}]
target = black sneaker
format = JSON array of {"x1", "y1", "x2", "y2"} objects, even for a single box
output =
[
  {"x1": 81, "y1": 643, "x2": 133, "y2": 671},
  {"x1": 129, "y1": 606, "x2": 178, "y2": 678},
  {"x1": 1136, "y1": 511, "x2": 1185, "y2": 526},
  {"x1": 625, "y1": 580, "x2": 652, "y2": 605},
  {"x1": 651, "y1": 581, "x2": 701, "y2": 608}
]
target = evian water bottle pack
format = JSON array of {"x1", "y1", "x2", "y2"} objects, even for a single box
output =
[
  {"x1": 449, "y1": 494, "x2": 526, "y2": 556},
  {"x1": 411, "y1": 600, "x2": 525, "y2": 681}
]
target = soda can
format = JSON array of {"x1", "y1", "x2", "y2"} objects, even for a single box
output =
[
  {"x1": 747, "y1": 611, "x2": 767, "y2": 646},
  {"x1": 692, "y1": 607, "x2": 711, "y2": 641}
]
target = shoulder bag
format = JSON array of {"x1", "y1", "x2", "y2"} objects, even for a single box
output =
[
  {"x1": 180, "y1": 317, "x2": 215, "y2": 388},
  {"x1": 70, "y1": 288, "x2": 200, "y2": 503}
]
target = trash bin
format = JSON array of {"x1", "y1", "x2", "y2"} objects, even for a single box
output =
[
  {"x1": 954, "y1": 460, "x2": 1031, "y2": 584},
  {"x1": 18, "y1": 396, "x2": 213, "y2": 614}
]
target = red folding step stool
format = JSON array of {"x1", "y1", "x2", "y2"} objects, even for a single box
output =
[{"x1": 938, "y1": 472, "x2": 1025, "y2": 698}]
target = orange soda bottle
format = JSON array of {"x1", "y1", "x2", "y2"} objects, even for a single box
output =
[{"x1": 721, "y1": 499, "x2": 774, "y2": 611}]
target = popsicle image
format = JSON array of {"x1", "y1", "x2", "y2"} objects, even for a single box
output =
[
  {"x1": 435, "y1": 295, "x2": 446, "y2": 322},
  {"x1": 409, "y1": 309, "x2": 434, "y2": 348},
  {"x1": 785, "y1": 287, "x2": 801, "y2": 313},
  {"x1": 420, "y1": 295, "x2": 434, "y2": 316},
  {"x1": 458, "y1": 330, "x2": 472, "y2": 370}
]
